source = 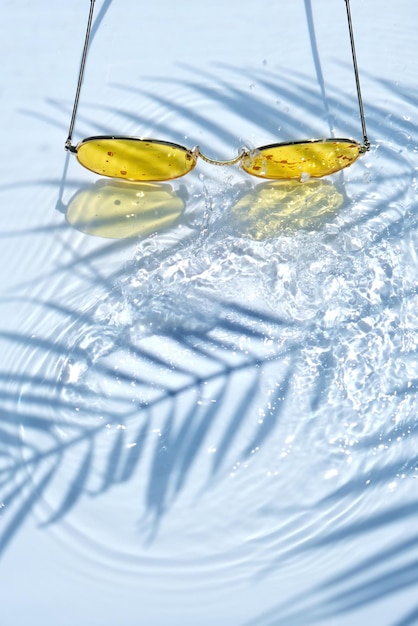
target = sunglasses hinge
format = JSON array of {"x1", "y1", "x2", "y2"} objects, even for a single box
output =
[{"x1": 65, "y1": 140, "x2": 77, "y2": 153}]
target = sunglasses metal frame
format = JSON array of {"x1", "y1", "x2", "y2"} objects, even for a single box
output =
[{"x1": 65, "y1": 0, "x2": 370, "y2": 181}]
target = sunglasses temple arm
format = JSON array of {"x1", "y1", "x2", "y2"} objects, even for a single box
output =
[
  {"x1": 65, "y1": 0, "x2": 96, "y2": 151},
  {"x1": 345, "y1": 0, "x2": 370, "y2": 150},
  {"x1": 64, "y1": 2, "x2": 369, "y2": 154}
]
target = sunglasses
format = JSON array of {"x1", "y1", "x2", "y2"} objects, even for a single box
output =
[{"x1": 65, "y1": 0, "x2": 370, "y2": 182}]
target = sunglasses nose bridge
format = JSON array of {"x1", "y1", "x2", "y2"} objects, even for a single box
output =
[{"x1": 195, "y1": 146, "x2": 249, "y2": 167}]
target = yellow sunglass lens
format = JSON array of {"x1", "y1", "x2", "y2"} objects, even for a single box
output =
[
  {"x1": 242, "y1": 140, "x2": 362, "y2": 180},
  {"x1": 76, "y1": 138, "x2": 197, "y2": 181}
]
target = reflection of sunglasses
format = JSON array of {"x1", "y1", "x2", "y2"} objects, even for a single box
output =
[
  {"x1": 65, "y1": 179, "x2": 344, "y2": 240},
  {"x1": 65, "y1": 0, "x2": 370, "y2": 182}
]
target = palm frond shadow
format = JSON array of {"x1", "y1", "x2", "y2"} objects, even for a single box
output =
[
  {"x1": 244, "y1": 501, "x2": 418, "y2": 626},
  {"x1": 1, "y1": 47, "x2": 418, "y2": 625},
  {"x1": 0, "y1": 292, "x2": 303, "y2": 549}
]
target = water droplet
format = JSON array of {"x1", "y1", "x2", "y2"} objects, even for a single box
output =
[{"x1": 324, "y1": 468, "x2": 338, "y2": 479}]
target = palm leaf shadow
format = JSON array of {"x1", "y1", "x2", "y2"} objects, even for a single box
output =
[
  {"x1": 0, "y1": 291, "x2": 303, "y2": 540},
  {"x1": 0, "y1": 462, "x2": 58, "y2": 559},
  {"x1": 244, "y1": 500, "x2": 418, "y2": 626},
  {"x1": 42, "y1": 442, "x2": 94, "y2": 526}
]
